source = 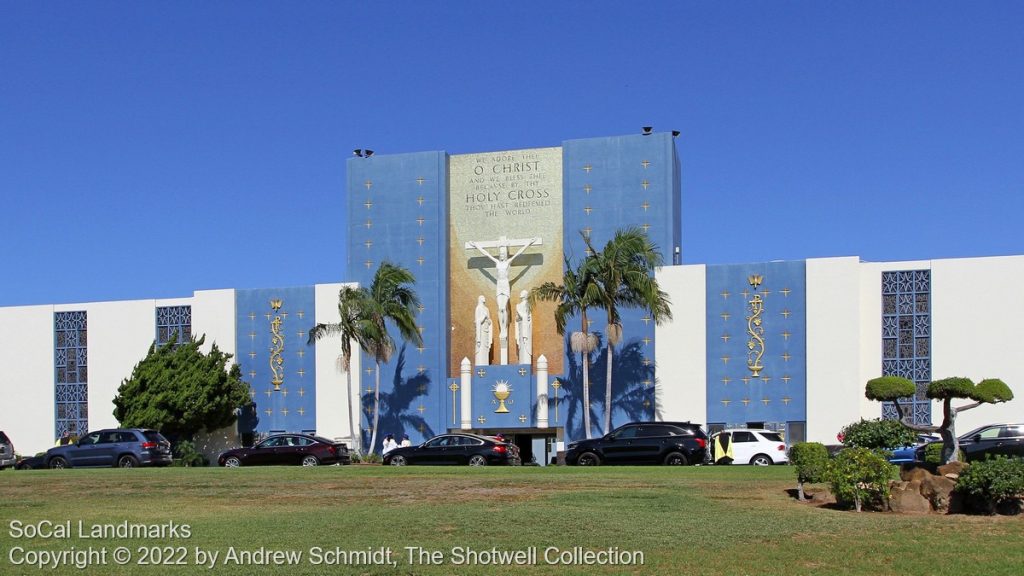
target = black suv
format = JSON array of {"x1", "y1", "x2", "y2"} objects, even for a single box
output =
[
  {"x1": 0, "y1": 431, "x2": 15, "y2": 469},
  {"x1": 45, "y1": 428, "x2": 172, "y2": 469},
  {"x1": 565, "y1": 422, "x2": 708, "y2": 466}
]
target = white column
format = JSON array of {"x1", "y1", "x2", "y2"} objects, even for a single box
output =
[
  {"x1": 460, "y1": 357, "x2": 472, "y2": 430},
  {"x1": 536, "y1": 354, "x2": 549, "y2": 429}
]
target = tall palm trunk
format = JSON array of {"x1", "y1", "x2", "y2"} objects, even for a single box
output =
[
  {"x1": 369, "y1": 363, "x2": 381, "y2": 454},
  {"x1": 580, "y1": 310, "x2": 592, "y2": 439},
  {"x1": 604, "y1": 344, "x2": 614, "y2": 434},
  {"x1": 345, "y1": 368, "x2": 359, "y2": 455}
]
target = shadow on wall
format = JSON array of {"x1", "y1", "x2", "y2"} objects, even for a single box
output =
[
  {"x1": 360, "y1": 346, "x2": 434, "y2": 453},
  {"x1": 192, "y1": 426, "x2": 241, "y2": 465},
  {"x1": 557, "y1": 333, "x2": 655, "y2": 442}
]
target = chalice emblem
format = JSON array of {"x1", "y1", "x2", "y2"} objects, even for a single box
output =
[{"x1": 492, "y1": 380, "x2": 513, "y2": 413}]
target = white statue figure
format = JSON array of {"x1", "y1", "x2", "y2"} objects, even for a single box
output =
[
  {"x1": 515, "y1": 289, "x2": 533, "y2": 365},
  {"x1": 474, "y1": 295, "x2": 492, "y2": 366},
  {"x1": 467, "y1": 236, "x2": 541, "y2": 362}
]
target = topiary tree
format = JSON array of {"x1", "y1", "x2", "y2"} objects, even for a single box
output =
[
  {"x1": 865, "y1": 376, "x2": 1014, "y2": 464},
  {"x1": 113, "y1": 334, "x2": 252, "y2": 442},
  {"x1": 790, "y1": 442, "x2": 830, "y2": 501},
  {"x1": 839, "y1": 418, "x2": 918, "y2": 452}
]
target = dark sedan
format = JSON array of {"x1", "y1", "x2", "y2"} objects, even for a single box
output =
[
  {"x1": 383, "y1": 433, "x2": 520, "y2": 466},
  {"x1": 916, "y1": 424, "x2": 1024, "y2": 462},
  {"x1": 219, "y1": 434, "x2": 351, "y2": 467}
]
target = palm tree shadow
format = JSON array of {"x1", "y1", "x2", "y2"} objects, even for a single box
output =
[
  {"x1": 554, "y1": 334, "x2": 654, "y2": 441},
  {"x1": 591, "y1": 339, "x2": 655, "y2": 429},
  {"x1": 361, "y1": 345, "x2": 434, "y2": 450}
]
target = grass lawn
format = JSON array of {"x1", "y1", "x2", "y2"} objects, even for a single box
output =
[{"x1": 1, "y1": 464, "x2": 1021, "y2": 575}]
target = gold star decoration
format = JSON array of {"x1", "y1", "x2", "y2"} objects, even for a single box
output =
[
  {"x1": 416, "y1": 236, "x2": 425, "y2": 246},
  {"x1": 417, "y1": 365, "x2": 426, "y2": 373},
  {"x1": 583, "y1": 164, "x2": 592, "y2": 173},
  {"x1": 364, "y1": 199, "x2": 373, "y2": 210},
  {"x1": 781, "y1": 288, "x2": 792, "y2": 297},
  {"x1": 365, "y1": 219, "x2": 372, "y2": 229},
  {"x1": 781, "y1": 309, "x2": 791, "y2": 319},
  {"x1": 782, "y1": 352, "x2": 791, "y2": 362},
  {"x1": 248, "y1": 312, "x2": 256, "y2": 321},
  {"x1": 281, "y1": 407, "x2": 289, "y2": 416},
  {"x1": 781, "y1": 375, "x2": 792, "y2": 384},
  {"x1": 720, "y1": 356, "x2": 730, "y2": 364},
  {"x1": 364, "y1": 239, "x2": 373, "y2": 249},
  {"x1": 721, "y1": 312, "x2": 731, "y2": 321},
  {"x1": 265, "y1": 408, "x2": 273, "y2": 416},
  {"x1": 297, "y1": 368, "x2": 305, "y2": 377},
  {"x1": 477, "y1": 368, "x2": 486, "y2": 378},
  {"x1": 721, "y1": 376, "x2": 732, "y2": 385},
  {"x1": 477, "y1": 415, "x2": 487, "y2": 424},
  {"x1": 364, "y1": 260, "x2": 373, "y2": 269},
  {"x1": 642, "y1": 337, "x2": 652, "y2": 346},
  {"x1": 416, "y1": 177, "x2": 425, "y2": 186},
  {"x1": 720, "y1": 333, "x2": 731, "y2": 343},
  {"x1": 741, "y1": 376, "x2": 751, "y2": 385},
  {"x1": 519, "y1": 414, "x2": 528, "y2": 423},
  {"x1": 721, "y1": 399, "x2": 732, "y2": 407},
  {"x1": 297, "y1": 407, "x2": 305, "y2": 416},
  {"x1": 416, "y1": 195, "x2": 425, "y2": 206},
  {"x1": 416, "y1": 216, "x2": 425, "y2": 226},
  {"x1": 583, "y1": 206, "x2": 593, "y2": 215},
  {"x1": 641, "y1": 179, "x2": 650, "y2": 190},
  {"x1": 641, "y1": 223, "x2": 651, "y2": 232},
  {"x1": 641, "y1": 201, "x2": 650, "y2": 211},
  {"x1": 641, "y1": 159, "x2": 651, "y2": 169},
  {"x1": 364, "y1": 180, "x2": 372, "y2": 190},
  {"x1": 583, "y1": 184, "x2": 592, "y2": 194},
  {"x1": 417, "y1": 405, "x2": 426, "y2": 414},
  {"x1": 782, "y1": 396, "x2": 792, "y2": 405},
  {"x1": 761, "y1": 375, "x2": 771, "y2": 383},
  {"x1": 761, "y1": 398, "x2": 771, "y2": 405},
  {"x1": 416, "y1": 256, "x2": 425, "y2": 266},
  {"x1": 518, "y1": 367, "x2": 527, "y2": 376},
  {"x1": 298, "y1": 387, "x2": 305, "y2": 397},
  {"x1": 781, "y1": 331, "x2": 792, "y2": 341},
  {"x1": 741, "y1": 398, "x2": 751, "y2": 406}
]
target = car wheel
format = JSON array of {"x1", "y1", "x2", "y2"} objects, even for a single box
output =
[
  {"x1": 224, "y1": 456, "x2": 242, "y2": 468},
  {"x1": 468, "y1": 455, "x2": 488, "y2": 467},
  {"x1": 301, "y1": 455, "x2": 320, "y2": 467},
  {"x1": 389, "y1": 455, "x2": 407, "y2": 466},
  {"x1": 49, "y1": 457, "x2": 68, "y2": 470},
  {"x1": 664, "y1": 451, "x2": 688, "y2": 466},
  {"x1": 576, "y1": 452, "x2": 600, "y2": 466},
  {"x1": 750, "y1": 454, "x2": 773, "y2": 466},
  {"x1": 117, "y1": 455, "x2": 139, "y2": 468}
]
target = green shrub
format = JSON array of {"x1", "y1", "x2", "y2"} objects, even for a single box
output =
[
  {"x1": 825, "y1": 447, "x2": 895, "y2": 512},
  {"x1": 840, "y1": 418, "x2": 917, "y2": 451},
  {"x1": 956, "y1": 457, "x2": 1024, "y2": 514},
  {"x1": 172, "y1": 439, "x2": 209, "y2": 467},
  {"x1": 790, "y1": 442, "x2": 829, "y2": 500},
  {"x1": 865, "y1": 376, "x2": 915, "y2": 401},
  {"x1": 922, "y1": 442, "x2": 965, "y2": 465}
]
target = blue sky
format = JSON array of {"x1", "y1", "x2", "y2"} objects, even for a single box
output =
[{"x1": 2, "y1": 2, "x2": 1022, "y2": 306}]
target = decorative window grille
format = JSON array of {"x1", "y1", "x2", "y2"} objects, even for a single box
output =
[
  {"x1": 55, "y1": 311, "x2": 88, "y2": 437},
  {"x1": 156, "y1": 305, "x2": 192, "y2": 346},
  {"x1": 881, "y1": 270, "x2": 931, "y2": 424}
]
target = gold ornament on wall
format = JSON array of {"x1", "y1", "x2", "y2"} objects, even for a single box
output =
[
  {"x1": 746, "y1": 275, "x2": 765, "y2": 377},
  {"x1": 269, "y1": 299, "x2": 285, "y2": 391}
]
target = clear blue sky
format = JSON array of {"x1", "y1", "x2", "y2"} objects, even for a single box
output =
[{"x1": 2, "y1": 2, "x2": 1022, "y2": 306}]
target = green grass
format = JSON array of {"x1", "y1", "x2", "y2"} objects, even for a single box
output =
[{"x1": 1, "y1": 465, "x2": 1021, "y2": 575}]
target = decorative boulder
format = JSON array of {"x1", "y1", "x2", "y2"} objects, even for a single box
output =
[
  {"x1": 937, "y1": 461, "x2": 968, "y2": 477},
  {"x1": 920, "y1": 474, "x2": 957, "y2": 512},
  {"x1": 889, "y1": 480, "x2": 932, "y2": 514}
]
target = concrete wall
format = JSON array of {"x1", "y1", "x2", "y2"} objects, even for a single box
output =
[
  {"x1": 314, "y1": 283, "x2": 361, "y2": 448},
  {"x1": 931, "y1": 256, "x2": 1024, "y2": 431},
  {"x1": 806, "y1": 257, "x2": 862, "y2": 443},
  {"x1": 192, "y1": 289, "x2": 235, "y2": 356},
  {"x1": 0, "y1": 305, "x2": 55, "y2": 455},
  {"x1": 655, "y1": 264, "x2": 706, "y2": 425}
]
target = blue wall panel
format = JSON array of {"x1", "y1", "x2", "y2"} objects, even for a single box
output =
[
  {"x1": 236, "y1": 286, "x2": 317, "y2": 434},
  {"x1": 705, "y1": 261, "x2": 807, "y2": 427},
  {"x1": 560, "y1": 133, "x2": 680, "y2": 440},
  {"x1": 346, "y1": 152, "x2": 449, "y2": 450}
]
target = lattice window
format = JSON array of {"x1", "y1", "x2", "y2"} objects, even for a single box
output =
[
  {"x1": 156, "y1": 305, "x2": 192, "y2": 347},
  {"x1": 55, "y1": 311, "x2": 88, "y2": 437},
  {"x1": 881, "y1": 270, "x2": 931, "y2": 424}
]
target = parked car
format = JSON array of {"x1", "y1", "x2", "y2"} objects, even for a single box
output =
[
  {"x1": 565, "y1": 422, "x2": 708, "y2": 466},
  {"x1": 710, "y1": 429, "x2": 788, "y2": 465},
  {"x1": 45, "y1": 429, "x2": 172, "y2": 469},
  {"x1": 218, "y1": 434, "x2": 351, "y2": 467},
  {"x1": 0, "y1": 431, "x2": 15, "y2": 469},
  {"x1": 916, "y1": 424, "x2": 1024, "y2": 462},
  {"x1": 383, "y1": 433, "x2": 521, "y2": 466},
  {"x1": 16, "y1": 455, "x2": 46, "y2": 470},
  {"x1": 888, "y1": 434, "x2": 940, "y2": 464}
]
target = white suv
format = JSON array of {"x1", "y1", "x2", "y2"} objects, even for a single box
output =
[{"x1": 710, "y1": 429, "x2": 788, "y2": 465}]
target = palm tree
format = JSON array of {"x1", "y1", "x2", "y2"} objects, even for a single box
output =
[
  {"x1": 582, "y1": 228, "x2": 672, "y2": 434},
  {"x1": 308, "y1": 285, "x2": 369, "y2": 455},
  {"x1": 308, "y1": 262, "x2": 422, "y2": 455},
  {"x1": 361, "y1": 262, "x2": 423, "y2": 454},
  {"x1": 530, "y1": 256, "x2": 602, "y2": 438}
]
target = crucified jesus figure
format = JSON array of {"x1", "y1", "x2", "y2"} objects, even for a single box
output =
[{"x1": 466, "y1": 236, "x2": 541, "y2": 364}]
